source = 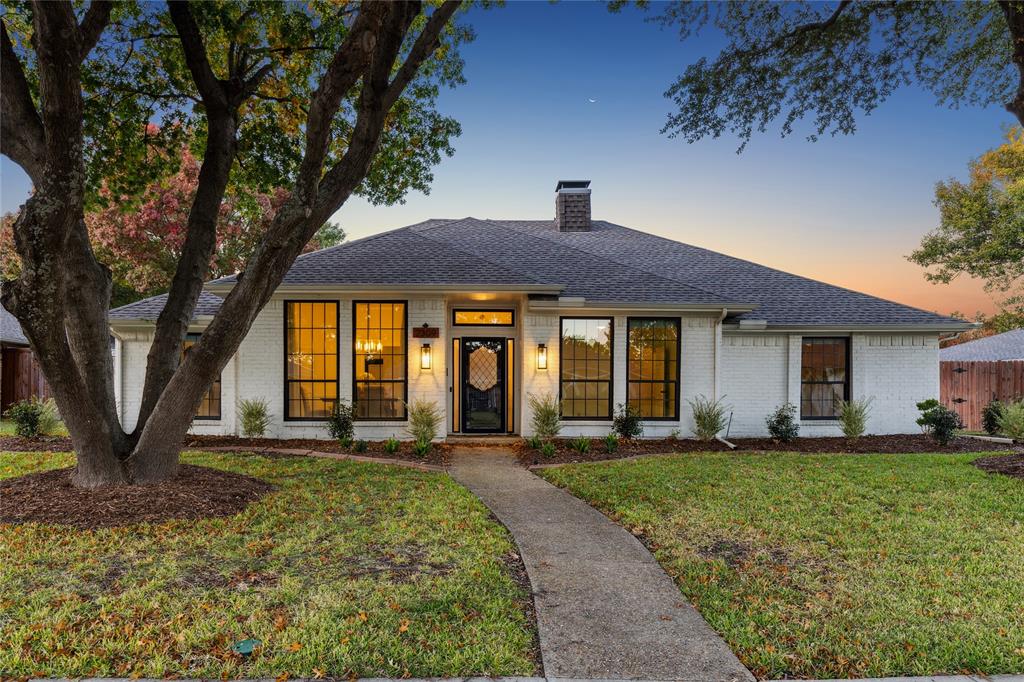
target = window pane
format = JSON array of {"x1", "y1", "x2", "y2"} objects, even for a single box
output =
[
  {"x1": 800, "y1": 338, "x2": 848, "y2": 419},
  {"x1": 454, "y1": 310, "x2": 514, "y2": 325},
  {"x1": 627, "y1": 318, "x2": 680, "y2": 419},
  {"x1": 559, "y1": 318, "x2": 613, "y2": 419},
  {"x1": 181, "y1": 333, "x2": 221, "y2": 420},
  {"x1": 285, "y1": 301, "x2": 338, "y2": 419},
  {"x1": 353, "y1": 302, "x2": 407, "y2": 420}
]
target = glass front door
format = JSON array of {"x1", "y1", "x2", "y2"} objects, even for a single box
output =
[{"x1": 461, "y1": 338, "x2": 505, "y2": 433}]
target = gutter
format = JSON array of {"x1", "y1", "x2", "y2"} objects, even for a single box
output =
[
  {"x1": 527, "y1": 299, "x2": 757, "y2": 313},
  {"x1": 722, "y1": 323, "x2": 975, "y2": 333},
  {"x1": 205, "y1": 282, "x2": 565, "y2": 296}
]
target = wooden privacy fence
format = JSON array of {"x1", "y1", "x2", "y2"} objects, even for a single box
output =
[
  {"x1": 940, "y1": 359, "x2": 1024, "y2": 431},
  {"x1": 0, "y1": 347, "x2": 51, "y2": 413}
]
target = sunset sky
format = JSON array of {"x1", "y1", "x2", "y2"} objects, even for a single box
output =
[{"x1": 0, "y1": 2, "x2": 1012, "y2": 317}]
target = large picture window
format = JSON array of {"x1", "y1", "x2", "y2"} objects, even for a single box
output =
[
  {"x1": 353, "y1": 301, "x2": 407, "y2": 420},
  {"x1": 285, "y1": 301, "x2": 338, "y2": 420},
  {"x1": 560, "y1": 317, "x2": 613, "y2": 419},
  {"x1": 182, "y1": 333, "x2": 221, "y2": 420},
  {"x1": 627, "y1": 318, "x2": 680, "y2": 420},
  {"x1": 800, "y1": 337, "x2": 849, "y2": 419}
]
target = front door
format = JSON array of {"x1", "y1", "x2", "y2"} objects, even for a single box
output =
[{"x1": 461, "y1": 338, "x2": 506, "y2": 433}]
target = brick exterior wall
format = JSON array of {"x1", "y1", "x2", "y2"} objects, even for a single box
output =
[{"x1": 555, "y1": 190, "x2": 591, "y2": 232}]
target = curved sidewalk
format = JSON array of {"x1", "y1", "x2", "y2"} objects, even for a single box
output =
[{"x1": 449, "y1": 447, "x2": 754, "y2": 682}]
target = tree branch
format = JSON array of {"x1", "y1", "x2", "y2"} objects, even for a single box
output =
[
  {"x1": 167, "y1": 0, "x2": 227, "y2": 112},
  {"x1": 1000, "y1": 0, "x2": 1024, "y2": 126},
  {"x1": 78, "y1": 0, "x2": 113, "y2": 60},
  {"x1": 383, "y1": 0, "x2": 461, "y2": 109},
  {"x1": 0, "y1": 21, "x2": 45, "y2": 184},
  {"x1": 734, "y1": 0, "x2": 852, "y2": 62}
]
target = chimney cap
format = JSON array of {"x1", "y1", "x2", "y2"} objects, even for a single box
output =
[{"x1": 555, "y1": 180, "x2": 591, "y2": 192}]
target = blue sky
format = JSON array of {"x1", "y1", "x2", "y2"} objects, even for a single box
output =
[{"x1": 0, "y1": 1, "x2": 1012, "y2": 315}]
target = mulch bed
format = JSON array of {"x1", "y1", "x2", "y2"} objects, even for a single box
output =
[
  {"x1": 0, "y1": 464, "x2": 276, "y2": 528},
  {"x1": 517, "y1": 433, "x2": 1022, "y2": 466},
  {"x1": 184, "y1": 435, "x2": 451, "y2": 466},
  {"x1": 973, "y1": 453, "x2": 1024, "y2": 480},
  {"x1": 0, "y1": 435, "x2": 74, "y2": 452}
]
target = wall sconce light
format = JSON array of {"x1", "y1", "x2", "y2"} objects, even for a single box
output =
[
  {"x1": 420, "y1": 342, "x2": 432, "y2": 370},
  {"x1": 536, "y1": 343, "x2": 548, "y2": 370}
]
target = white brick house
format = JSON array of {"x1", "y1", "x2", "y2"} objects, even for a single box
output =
[{"x1": 109, "y1": 181, "x2": 969, "y2": 440}]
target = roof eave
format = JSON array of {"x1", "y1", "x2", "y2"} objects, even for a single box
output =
[
  {"x1": 722, "y1": 322, "x2": 975, "y2": 333},
  {"x1": 528, "y1": 298, "x2": 758, "y2": 312},
  {"x1": 205, "y1": 282, "x2": 565, "y2": 295}
]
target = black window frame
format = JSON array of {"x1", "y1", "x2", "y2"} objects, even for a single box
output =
[
  {"x1": 451, "y1": 309, "x2": 516, "y2": 327},
  {"x1": 352, "y1": 300, "x2": 409, "y2": 422},
  {"x1": 626, "y1": 316, "x2": 681, "y2": 422},
  {"x1": 800, "y1": 336, "x2": 850, "y2": 421},
  {"x1": 283, "y1": 300, "x2": 340, "y2": 422},
  {"x1": 558, "y1": 316, "x2": 614, "y2": 421},
  {"x1": 182, "y1": 332, "x2": 221, "y2": 421}
]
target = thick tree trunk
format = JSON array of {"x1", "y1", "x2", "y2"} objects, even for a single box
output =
[{"x1": 1001, "y1": 1, "x2": 1024, "y2": 125}]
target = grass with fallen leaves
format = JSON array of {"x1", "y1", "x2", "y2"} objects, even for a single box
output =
[
  {"x1": 0, "y1": 451, "x2": 536, "y2": 678},
  {"x1": 539, "y1": 451, "x2": 1024, "y2": 679}
]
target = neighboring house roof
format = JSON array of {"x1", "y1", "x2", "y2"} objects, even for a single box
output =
[
  {"x1": 939, "y1": 329, "x2": 1024, "y2": 361},
  {"x1": 109, "y1": 291, "x2": 225, "y2": 321},
  {"x1": 114, "y1": 217, "x2": 966, "y2": 329},
  {"x1": 0, "y1": 302, "x2": 28, "y2": 345}
]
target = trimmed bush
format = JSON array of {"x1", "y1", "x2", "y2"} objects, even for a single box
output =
[
  {"x1": 766, "y1": 403, "x2": 799, "y2": 443},
  {"x1": 326, "y1": 400, "x2": 355, "y2": 443},
  {"x1": 837, "y1": 396, "x2": 873, "y2": 440},
  {"x1": 687, "y1": 395, "x2": 730, "y2": 441},
  {"x1": 528, "y1": 392, "x2": 561, "y2": 440},
  {"x1": 383, "y1": 437, "x2": 400, "y2": 455},
  {"x1": 982, "y1": 399, "x2": 1004, "y2": 436},
  {"x1": 237, "y1": 397, "x2": 271, "y2": 438},
  {"x1": 612, "y1": 403, "x2": 643, "y2": 440},
  {"x1": 526, "y1": 435, "x2": 543, "y2": 450},
  {"x1": 604, "y1": 433, "x2": 619, "y2": 453},
  {"x1": 996, "y1": 400, "x2": 1024, "y2": 441},
  {"x1": 539, "y1": 441, "x2": 556, "y2": 458},
  {"x1": 406, "y1": 398, "x2": 442, "y2": 444},
  {"x1": 569, "y1": 435, "x2": 591, "y2": 454},
  {"x1": 4, "y1": 398, "x2": 46, "y2": 437},
  {"x1": 353, "y1": 439, "x2": 368, "y2": 453},
  {"x1": 916, "y1": 399, "x2": 963, "y2": 445},
  {"x1": 412, "y1": 439, "x2": 431, "y2": 458}
]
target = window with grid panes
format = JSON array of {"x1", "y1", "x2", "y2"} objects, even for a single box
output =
[
  {"x1": 560, "y1": 318, "x2": 613, "y2": 419},
  {"x1": 800, "y1": 337, "x2": 849, "y2": 419},
  {"x1": 627, "y1": 318, "x2": 680, "y2": 420},
  {"x1": 353, "y1": 301, "x2": 407, "y2": 420},
  {"x1": 285, "y1": 301, "x2": 339, "y2": 419}
]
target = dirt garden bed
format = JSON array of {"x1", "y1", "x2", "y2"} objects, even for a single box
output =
[
  {"x1": 0, "y1": 463, "x2": 276, "y2": 528},
  {"x1": 517, "y1": 433, "x2": 1022, "y2": 466},
  {"x1": 973, "y1": 453, "x2": 1024, "y2": 480}
]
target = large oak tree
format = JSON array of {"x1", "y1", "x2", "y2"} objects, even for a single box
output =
[{"x1": 0, "y1": 0, "x2": 465, "y2": 487}]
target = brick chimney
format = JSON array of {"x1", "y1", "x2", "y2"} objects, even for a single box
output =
[{"x1": 555, "y1": 180, "x2": 591, "y2": 232}]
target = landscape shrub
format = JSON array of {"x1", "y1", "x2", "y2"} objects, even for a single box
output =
[
  {"x1": 4, "y1": 398, "x2": 46, "y2": 437},
  {"x1": 539, "y1": 441, "x2": 556, "y2": 458},
  {"x1": 916, "y1": 399, "x2": 963, "y2": 445},
  {"x1": 766, "y1": 403, "x2": 799, "y2": 442},
  {"x1": 612, "y1": 403, "x2": 643, "y2": 439},
  {"x1": 526, "y1": 435, "x2": 543, "y2": 450},
  {"x1": 837, "y1": 396, "x2": 873, "y2": 440},
  {"x1": 528, "y1": 392, "x2": 561, "y2": 439},
  {"x1": 569, "y1": 435, "x2": 590, "y2": 454},
  {"x1": 326, "y1": 400, "x2": 355, "y2": 443},
  {"x1": 353, "y1": 439, "x2": 368, "y2": 453},
  {"x1": 604, "y1": 433, "x2": 619, "y2": 453},
  {"x1": 982, "y1": 399, "x2": 1004, "y2": 436},
  {"x1": 383, "y1": 437, "x2": 400, "y2": 455},
  {"x1": 237, "y1": 398, "x2": 272, "y2": 438},
  {"x1": 996, "y1": 400, "x2": 1024, "y2": 441},
  {"x1": 687, "y1": 395, "x2": 730, "y2": 441},
  {"x1": 412, "y1": 439, "x2": 431, "y2": 458},
  {"x1": 406, "y1": 398, "x2": 441, "y2": 443}
]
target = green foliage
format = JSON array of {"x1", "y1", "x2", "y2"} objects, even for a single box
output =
[
  {"x1": 526, "y1": 435, "x2": 543, "y2": 450},
  {"x1": 647, "y1": 2, "x2": 1014, "y2": 150},
  {"x1": 687, "y1": 394, "x2": 730, "y2": 441},
  {"x1": 528, "y1": 392, "x2": 561, "y2": 440},
  {"x1": 983, "y1": 399, "x2": 1005, "y2": 436},
  {"x1": 540, "y1": 452, "x2": 1024, "y2": 679},
  {"x1": 383, "y1": 437, "x2": 401, "y2": 455},
  {"x1": 996, "y1": 400, "x2": 1024, "y2": 441},
  {"x1": 604, "y1": 433, "x2": 619, "y2": 453},
  {"x1": 406, "y1": 398, "x2": 442, "y2": 444},
  {"x1": 0, "y1": 450, "x2": 536, "y2": 677},
  {"x1": 35, "y1": 398, "x2": 61, "y2": 437},
  {"x1": 539, "y1": 441, "x2": 556, "y2": 459},
  {"x1": 916, "y1": 399, "x2": 963, "y2": 445},
  {"x1": 910, "y1": 128, "x2": 1024, "y2": 314},
  {"x1": 766, "y1": 403, "x2": 799, "y2": 443},
  {"x1": 237, "y1": 398, "x2": 271, "y2": 438},
  {"x1": 569, "y1": 435, "x2": 591, "y2": 454},
  {"x1": 353, "y1": 439, "x2": 368, "y2": 453},
  {"x1": 612, "y1": 403, "x2": 643, "y2": 440},
  {"x1": 326, "y1": 400, "x2": 355, "y2": 443},
  {"x1": 3, "y1": 398, "x2": 48, "y2": 438},
  {"x1": 412, "y1": 439, "x2": 432, "y2": 458},
  {"x1": 837, "y1": 396, "x2": 873, "y2": 440}
]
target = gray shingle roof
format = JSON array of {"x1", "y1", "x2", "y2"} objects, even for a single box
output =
[
  {"x1": 116, "y1": 216, "x2": 967, "y2": 328},
  {"x1": 109, "y1": 291, "x2": 224, "y2": 321},
  {"x1": 0, "y1": 302, "x2": 28, "y2": 345},
  {"x1": 939, "y1": 329, "x2": 1024, "y2": 361}
]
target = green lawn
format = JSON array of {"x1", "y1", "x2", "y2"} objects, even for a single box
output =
[
  {"x1": 0, "y1": 418, "x2": 67, "y2": 436},
  {"x1": 539, "y1": 452, "x2": 1024, "y2": 680},
  {"x1": 0, "y1": 451, "x2": 536, "y2": 679}
]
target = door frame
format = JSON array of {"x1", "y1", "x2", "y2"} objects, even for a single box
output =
[{"x1": 459, "y1": 336, "x2": 507, "y2": 434}]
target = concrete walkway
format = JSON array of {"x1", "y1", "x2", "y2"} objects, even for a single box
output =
[{"x1": 449, "y1": 447, "x2": 754, "y2": 682}]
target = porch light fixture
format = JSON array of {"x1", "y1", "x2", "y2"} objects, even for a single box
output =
[
  {"x1": 420, "y1": 342, "x2": 432, "y2": 370},
  {"x1": 536, "y1": 343, "x2": 548, "y2": 370}
]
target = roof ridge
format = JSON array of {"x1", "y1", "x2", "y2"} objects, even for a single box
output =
[{"x1": 490, "y1": 218, "x2": 742, "y2": 304}]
